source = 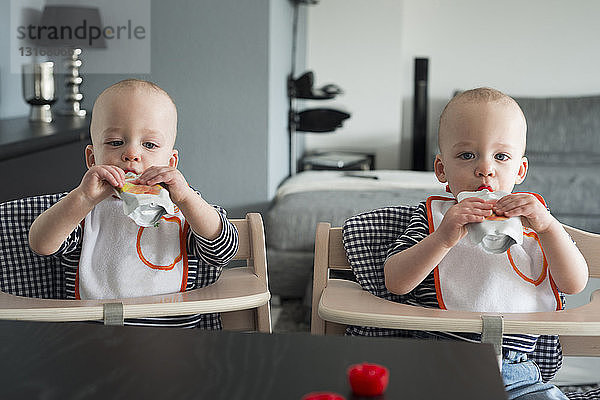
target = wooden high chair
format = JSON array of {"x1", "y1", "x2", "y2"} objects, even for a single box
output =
[
  {"x1": 0, "y1": 195, "x2": 271, "y2": 332},
  {"x1": 311, "y1": 216, "x2": 600, "y2": 397}
]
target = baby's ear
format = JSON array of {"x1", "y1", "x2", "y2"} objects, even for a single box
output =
[
  {"x1": 85, "y1": 145, "x2": 95, "y2": 169},
  {"x1": 515, "y1": 156, "x2": 528, "y2": 184},
  {"x1": 434, "y1": 154, "x2": 447, "y2": 183},
  {"x1": 169, "y1": 149, "x2": 179, "y2": 168}
]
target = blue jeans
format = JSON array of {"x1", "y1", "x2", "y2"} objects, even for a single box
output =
[{"x1": 502, "y1": 350, "x2": 568, "y2": 400}]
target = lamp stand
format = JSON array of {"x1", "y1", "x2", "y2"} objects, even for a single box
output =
[{"x1": 62, "y1": 48, "x2": 86, "y2": 117}]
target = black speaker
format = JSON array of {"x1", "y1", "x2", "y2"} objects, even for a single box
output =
[{"x1": 412, "y1": 58, "x2": 428, "y2": 171}]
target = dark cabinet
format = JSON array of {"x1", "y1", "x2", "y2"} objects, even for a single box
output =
[{"x1": 0, "y1": 116, "x2": 90, "y2": 203}]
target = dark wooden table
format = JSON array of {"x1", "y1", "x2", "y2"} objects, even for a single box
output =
[{"x1": 0, "y1": 320, "x2": 507, "y2": 399}]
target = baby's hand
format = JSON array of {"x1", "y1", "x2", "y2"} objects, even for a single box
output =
[
  {"x1": 77, "y1": 165, "x2": 125, "y2": 205},
  {"x1": 434, "y1": 197, "x2": 494, "y2": 249},
  {"x1": 135, "y1": 166, "x2": 194, "y2": 205},
  {"x1": 493, "y1": 193, "x2": 555, "y2": 233}
]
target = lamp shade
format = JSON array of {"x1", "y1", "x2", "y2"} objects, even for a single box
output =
[{"x1": 37, "y1": 5, "x2": 106, "y2": 48}]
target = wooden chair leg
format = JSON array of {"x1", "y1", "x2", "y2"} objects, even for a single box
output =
[
  {"x1": 257, "y1": 303, "x2": 272, "y2": 333},
  {"x1": 311, "y1": 223, "x2": 331, "y2": 335},
  {"x1": 325, "y1": 321, "x2": 346, "y2": 335}
]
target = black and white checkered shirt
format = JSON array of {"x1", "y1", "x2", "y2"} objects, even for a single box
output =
[
  {"x1": 342, "y1": 203, "x2": 564, "y2": 382},
  {"x1": 0, "y1": 193, "x2": 238, "y2": 330}
]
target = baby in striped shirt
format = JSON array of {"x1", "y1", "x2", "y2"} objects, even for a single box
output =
[
  {"x1": 384, "y1": 87, "x2": 588, "y2": 399},
  {"x1": 29, "y1": 79, "x2": 238, "y2": 329}
]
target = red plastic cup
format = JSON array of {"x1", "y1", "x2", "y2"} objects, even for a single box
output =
[
  {"x1": 347, "y1": 362, "x2": 389, "y2": 397},
  {"x1": 301, "y1": 392, "x2": 346, "y2": 400}
]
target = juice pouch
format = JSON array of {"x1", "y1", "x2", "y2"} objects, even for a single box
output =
[
  {"x1": 116, "y1": 172, "x2": 176, "y2": 227},
  {"x1": 457, "y1": 189, "x2": 523, "y2": 254}
]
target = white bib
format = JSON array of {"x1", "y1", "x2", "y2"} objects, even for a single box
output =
[
  {"x1": 426, "y1": 196, "x2": 560, "y2": 313},
  {"x1": 77, "y1": 197, "x2": 188, "y2": 300}
]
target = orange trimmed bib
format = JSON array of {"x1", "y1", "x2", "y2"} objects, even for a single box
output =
[
  {"x1": 76, "y1": 197, "x2": 188, "y2": 300},
  {"x1": 426, "y1": 195, "x2": 561, "y2": 313}
]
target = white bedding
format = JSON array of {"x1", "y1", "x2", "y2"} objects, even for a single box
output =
[{"x1": 276, "y1": 170, "x2": 445, "y2": 199}]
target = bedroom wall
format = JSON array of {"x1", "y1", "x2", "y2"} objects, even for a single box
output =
[{"x1": 305, "y1": 0, "x2": 600, "y2": 170}]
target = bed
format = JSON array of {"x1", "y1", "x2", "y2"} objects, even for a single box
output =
[{"x1": 264, "y1": 169, "x2": 447, "y2": 299}]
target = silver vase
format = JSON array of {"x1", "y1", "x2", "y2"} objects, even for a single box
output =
[{"x1": 22, "y1": 62, "x2": 57, "y2": 123}]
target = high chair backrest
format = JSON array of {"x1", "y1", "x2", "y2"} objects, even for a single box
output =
[
  {"x1": 311, "y1": 215, "x2": 600, "y2": 384},
  {"x1": 563, "y1": 225, "x2": 600, "y2": 279},
  {"x1": 0, "y1": 194, "x2": 65, "y2": 299},
  {"x1": 0, "y1": 194, "x2": 271, "y2": 332},
  {"x1": 222, "y1": 213, "x2": 271, "y2": 332}
]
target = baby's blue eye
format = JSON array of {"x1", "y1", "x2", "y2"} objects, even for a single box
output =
[
  {"x1": 107, "y1": 140, "x2": 123, "y2": 146},
  {"x1": 459, "y1": 152, "x2": 475, "y2": 160},
  {"x1": 143, "y1": 142, "x2": 157, "y2": 149},
  {"x1": 495, "y1": 153, "x2": 509, "y2": 161}
]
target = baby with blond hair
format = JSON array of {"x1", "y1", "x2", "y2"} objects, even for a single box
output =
[{"x1": 29, "y1": 79, "x2": 238, "y2": 329}]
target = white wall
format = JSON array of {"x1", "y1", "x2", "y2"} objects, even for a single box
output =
[
  {"x1": 305, "y1": 0, "x2": 403, "y2": 170},
  {"x1": 306, "y1": 0, "x2": 600, "y2": 170}
]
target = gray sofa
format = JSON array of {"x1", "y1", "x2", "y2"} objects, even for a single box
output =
[
  {"x1": 265, "y1": 94, "x2": 600, "y2": 300},
  {"x1": 514, "y1": 95, "x2": 600, "y2": 232}
]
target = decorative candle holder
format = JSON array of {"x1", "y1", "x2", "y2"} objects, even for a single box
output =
[{"x1": 62, "y1": 48, "x2": 86, "y2": 117}]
